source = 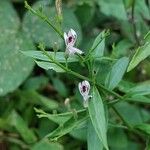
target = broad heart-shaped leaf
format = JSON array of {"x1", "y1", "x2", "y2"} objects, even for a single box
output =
[
  {"x1": 87, "y1": 120, "x2": 103, "y2": 150},
  {"x1": 0, "y1": 1, "x2": 20, "y2": 38},
  {"x1": 23, "y1": 1, "x2": 82, "y2": 48},
  {"x1": 105, "y1": 57, "x2": 129, "y2": 90},
  {"x1": 35, "y1": 61, "x2": 65, "y2": 72},
  {"x1": 97, "y1": 0, "x2": 127, "y2": 21},
  {"x1": 32, "y1": 139, "x2": 63, "y2": 150},
  {"x1": 127, "y1": 42, "x2": 150, "y2": 72},
  {"x1": 8, "y1": 110, "x2": 37, "y2": 144},
  {"x1": 91, "y1": 31, "x2": 106, "y2": 57},
  {"x1": 88, "y1": 86, "x2": 108, "y2": 150},
  {"x1": 0, "y1": 33, "x2": 35, "y2": 96},
  {"x1": 21, "y1": 50, "x2": 78, "y2": 63},
  {"x1": 0, "y1": 1, "x2": 35, "y2": 96}
]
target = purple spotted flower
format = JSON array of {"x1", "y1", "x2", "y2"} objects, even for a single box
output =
[
  {"x1": 64, "y1": 29, "x2": 83, "y2": 56},
  {"x1": 78, "y1": 80, "x2": 92, "y2": 107}
]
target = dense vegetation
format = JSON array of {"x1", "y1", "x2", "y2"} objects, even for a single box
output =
[{"x1": 0, "y1": 0, "x2": 150, "y2": 150}]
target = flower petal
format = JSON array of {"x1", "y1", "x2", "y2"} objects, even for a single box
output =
[
  {"x1": 78, "y1": 82, "x2": 83, "y2": 94},
  {"x1": 64, "y1": 32, "x2": 68, "y2": 46},
  {"x1": 68, "y1": 46, "x2": 83, "y2": 55},
  {"x1": 70, "y1": 29, "x2": 77, "y2": 37},
  {"x1": 67, "y1": 29, "x2": 77, "y2": 46},
  {"x1": 84, "y1": 80, "x2": 90, "y2": 94}
]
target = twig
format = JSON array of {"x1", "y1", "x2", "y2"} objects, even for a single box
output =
[
  {"x1": 131, "y1": 0, "x2": 140, "y2": 46},
  {"x1": 24, "y1": 1, "x2": 64, "y2": 39}
]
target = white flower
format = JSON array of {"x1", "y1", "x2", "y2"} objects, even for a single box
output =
[
  {"x1": 64, "y1": 29, "x2": 83, "y2": 56},
  {"x1": 78, "y1": 80, "x2": 92, "y2": 107}
]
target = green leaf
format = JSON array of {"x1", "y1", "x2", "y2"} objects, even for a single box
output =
[
  {"x1": 0, "y1": 32, "x2": 35, "y2": 96},
  {"x1": 97, "y1": 0, "x2": 127, "y2": 20},
  {"x1": 53, "y1": 78, "x2": 68, "y2": 97},
  {"x1": 46, "y1": 111, "x2": 88, "y2": 140},
  {"x1": 91, "y1": 31, "x2": 106, "y2": 57},
  {"x1": 23, "y1": 75, "x2": 49, "y2": 90},
  {"x1": 127, "y1": 95, "x2": 150, "y2": 104},
  {"x1": 23, "y1": 1, "x2": 82, "y2": 48},
  {"x1": 35, "y1": 108, "x2": 71, "y2": 125},
  {"x1": 19, "y1": 90, "x2": 59, "y2": 110},
  {"x1": 135, "y1": 0, "x2": 150, "y2": 20},
  {"x1": 21, "y1": 50, "x2": 78, "y2": 63},
  {"x1": 8, "y1": 110, "x2": 37, "y2": 144},
  {"x1": 127, "y1": 42, "x2": 150, "y2": 72},
  {"x1": 114, "y1": 102, "x2": 143, "y2": 126},
  {"x1": 108, "y1": 128, "x2": 128, "y2": 149},
  {"x1": 70, "y1": 126, "x2": 87, "y2": 141},
  {"x1": 105, "y1": 57, "x2": 129, "y2": 90},
  {"x1": 0, "y1": 1, "x2": 20, "y2": 38},
  {"x1": 87, "y1": 120, "x2": 103, "y2": 150},
  {"x1": 75, "y1": 2, "x2": 95, "y2": 27},
  {"x1": 134, "y1": 124, "x2": 150, "y2": 135},
  {"x1": 88, "y1": 86, "x2": 108, "y2": 150},
  {"x1": 0, "y1": 1, "x2": 35, "y2": 96},
  {"x1": 35, "y1": 61, "x2": 65, "y2": 73},
  {"x1": 35, "y1": 108, "x2": 86, "y2": 125},
  {"x1": 112, "y1": 39, "x2": 132, "y2": 58},
  {"x1": 32, "y1": 139, "x2": 63, "y2": 150},
  {"x1": 126, "y1": 81, "x2": 150, "y2": 96}
]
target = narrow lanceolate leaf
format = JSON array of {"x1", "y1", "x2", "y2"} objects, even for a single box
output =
[
  {"x1": 21, "y1": 51, "x2": 78, "y2": 63},
  {"x1": 35, "y1": 61, "x2": 65, "y2": 73},
  {"x1": 127, "y1": 95, "x2": 150, "y2": 104},
  {"x1": 127, "y1": 41, "x2": 150, "y2": 72},
  {"x1": 9, "y1": 110, "x2": 37, "y2": 144},
  {"x1": 88, "y1": 86, "x2": 108, "y2": 150},
  {"x1": 134, "y1": 124, "x2": 150, "y2": 135},
  {"x1": 126, "y1": 81, "x2": 150, "y2": 96},
  {"x1": 91, "y1": 30, "x2": 106, "y2": 57},
  {"x1": 87, "y1": 120, "x2": 103, "y2": 150},
  {"x1": 105, "y1": 57, "x2": 129, "y2": 90},
  {"x1": 32, "y1": 139, "x2": 63, "y2": 150}
]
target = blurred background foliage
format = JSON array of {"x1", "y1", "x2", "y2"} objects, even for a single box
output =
[{"x1": 0, "y1": 0, "x2": 150, "y2": 149}]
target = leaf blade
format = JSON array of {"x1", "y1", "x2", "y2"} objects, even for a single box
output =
[
  {"x1": 88, "y1": 86, "x2": 108, "y2": 150},
  {"x1": 127, "y1": 42, "x2": 150, "y2": 72},
  {"x1": 105, "y1": 57, "x2": 129, "y2": 90}
]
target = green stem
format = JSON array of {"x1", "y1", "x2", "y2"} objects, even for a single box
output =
[
  {"x1": 40, "y1": 46, "x2": 124, "y2": 101},
  {"x1": 24, "y1": 1, "x2": 64, "y2": 39}
]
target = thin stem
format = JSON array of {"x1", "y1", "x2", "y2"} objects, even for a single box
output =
[
  {"x1": 131, "y1": 0, "x2": 140, "y2": 46},
  {"x1": 39, "y1": 45, "x2": 124, "y2": 102},
  {"x1": 24, "y1": 1, "x2": 64, "y2": 39}
]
